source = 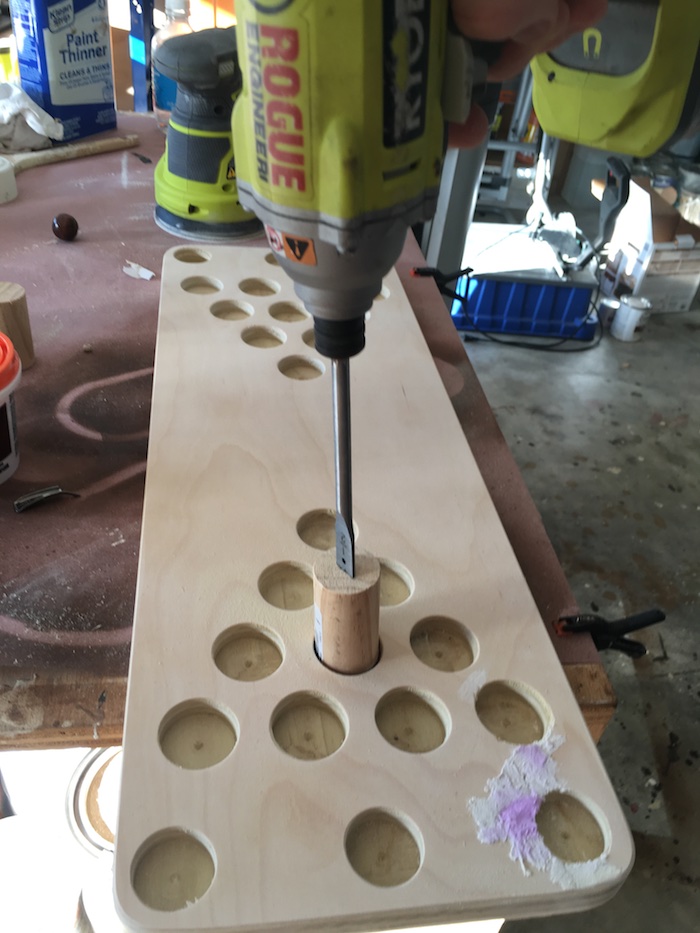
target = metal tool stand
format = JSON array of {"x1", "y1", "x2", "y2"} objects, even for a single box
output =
[{"x1": 479, "y1": 69, "x2": 538, "y2": 206}]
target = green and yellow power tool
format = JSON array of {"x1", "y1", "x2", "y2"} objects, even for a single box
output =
[
  {"x1": 232, "y1": 0, "x2": 480, "y2": 576},
  {"x1": 531, "y1": 0, "x2": 700, "y2": 157},
  {"x1": 154, "y1": 26, "x2": 261, "y2": 240}
]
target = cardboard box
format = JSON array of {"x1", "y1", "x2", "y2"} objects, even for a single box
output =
[{"x1": 601, "y1": 177, "x2": 700, "y2": 312}]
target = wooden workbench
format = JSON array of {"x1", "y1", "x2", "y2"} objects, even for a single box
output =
[{"x1": 0, "y1": 113, "x2": 614, "y2": 751}]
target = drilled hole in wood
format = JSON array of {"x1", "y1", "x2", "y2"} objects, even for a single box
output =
[
  {"x1": 312, "y1": 636, "x2": 383, "y2": 671},
  {"x1": 214, "y1": 624, "x2": 283, "y2": 681},
  {"x1": 296, "y1": 508, "x2": 359, "y2": 552},
  {"x1": 210, "y1": 299, "x2": 253, "y2": 321},
  {"x1": 375, "y1": 688, "x2": 449, "y2": 753},
  {"x1": 296, "y1": 509, "x2": 335, "y2": 549},
  {"x1": 278, "y1": 356, "x2": 325, "y2": 380},
  {"x1": 410, "y1": 617, "x2": 475, "y2": 672},
  {"x1": 378, "y1": 559, "x2": 414, "y2": 606},
  {"x1": 302, "y1": 328, "x2": 316, "y2": 348},
  {"x1": 180, "y1": 276, "x2": 223, "y2": 294},
  {"x1": 264, "y1": 252, "x2": 279, "y2": 265},
  {"x1": 258, "y1": 561, "x2": 314, "y2": 610},
  {"x1": 239, "y1": 277, "x2": 281, "y2": 296},
  {"x1": 241, "y1": 325, "x2": 286, "y2": 348},
  {"x1": 537, "y1": 792, "x2": 607, "y2": 862},
  {"x1": 132, "y1": 829, "x2": 215, "y2": 911},
  {"x1": 159, "y1": 701, "x2": 237, "y2": 769},
  {"x1": 475, "y1": 681, "x2": 550, "y2": 744},
  {"x1": 271, "y1": 691, "x2": 347, "y2": 760},
  {"x1": 269, "y1": 300, "x2": 309, "y2": 322},
  {"x1": 345, "y1": 809, "x2": 423, "y2": 887},
  {"x1": 173, "y1": 247, "x2": 211, "y2": 263}
]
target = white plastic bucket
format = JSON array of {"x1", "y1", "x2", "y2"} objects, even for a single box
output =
[
  {"x1": 0, "y1": 332, "x2": 21, "y2": 482},
  {"x1": 610, "y1": 296, "x2": 652, "y2": 342}
]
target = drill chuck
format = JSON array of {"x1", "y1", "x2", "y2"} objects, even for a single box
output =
[{"x1": 313, "y1": 317, "x2": 365, "y2": 360}]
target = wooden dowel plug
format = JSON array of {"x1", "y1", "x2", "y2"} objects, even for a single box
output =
[
  {"x1": 313, "y1": 549, "x2": 381, "y2": 675},
  {"x1": 0, "y1": 283, "x2": 35, "y2": 370}
]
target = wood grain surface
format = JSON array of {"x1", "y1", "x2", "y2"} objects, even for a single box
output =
[
  {"x1": 313, "y1": 549, "x2": 381, "y2": 674},
  {"x1": 113, "y1": 246, "x2": 632, "y2": 932},
  {"x1": 0, "y1": 667, "x2": 126, "y2": 749}
]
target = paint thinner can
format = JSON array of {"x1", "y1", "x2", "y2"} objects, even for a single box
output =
[
  {"x1": 0, "y1": 333, "x2": 21, "y2": 483},
  {"x1": 9, "y1": 0, "x2": 116, "y2": 141}
]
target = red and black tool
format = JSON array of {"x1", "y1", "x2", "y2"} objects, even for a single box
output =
[{"x1": 556, "y1": 608, "x2": 666, "y2": 658}]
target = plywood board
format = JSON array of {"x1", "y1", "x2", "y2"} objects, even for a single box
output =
[{"x1": 114, "y1": 245, "x2": 633, "y2": 932}]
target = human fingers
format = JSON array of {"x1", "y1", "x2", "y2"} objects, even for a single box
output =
[
  {"x1": 450, "y1": 0, "x2": 606, "y2": 40},
  {"x1": 451, "y1": 0, "x2": 608, "y2": 81},
  {"x1": 450, "y1": 0, "x2": 561, "y2": 42},
  {"x1": 447, "y1": 1, "x2": 607, "y2": 146},
  {"x1": 446, "y1": 1, "x2": 558, "y2": 148},
  {"x1": 565, "y1": 0, "x2": 609, "y2": 33},
  {"x1": 447, "y1": 104, "x2": 491, "y2": 149},
  {"x1": 488, "y1": 0, "x2": 608, "y2": 79}
]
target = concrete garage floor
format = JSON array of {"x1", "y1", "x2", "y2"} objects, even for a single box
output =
[{"x1": 464, "y1": 310, "x2": 700, "y2": 931}]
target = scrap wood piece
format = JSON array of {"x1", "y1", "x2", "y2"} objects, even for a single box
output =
[{"x1": 6, "y1": 133, "x2": 140, "y2": 174}]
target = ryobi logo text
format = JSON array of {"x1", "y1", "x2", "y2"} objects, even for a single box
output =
[
  {"x1": 383, "y1": 0, "x2": 430, "y2": 147},
  {"x1": 245, "y1": 21, "x2": 307, "y2": 192}
]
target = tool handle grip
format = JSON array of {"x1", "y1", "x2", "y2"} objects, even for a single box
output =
[{"x1": 610, "y1": 608, "x2": 666, "y2": 636}]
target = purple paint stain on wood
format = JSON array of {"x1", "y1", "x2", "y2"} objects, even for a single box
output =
[
  {"x1": 469, "y1": 738, "x2": 565, "y2": 874},
  {"x1": 501, "y1": 793, "x2": 541, "y2": 838},
  {"x1": 519, "y1": 743, "x2": 549, "y2": 769},
  {"x1": 480, "y1": 791, "x2": 550, "y2": 869}
]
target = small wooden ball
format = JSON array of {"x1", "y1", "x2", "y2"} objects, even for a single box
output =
[{"x1": 52, "y1": 213, "x2": 79, "y2": 241}]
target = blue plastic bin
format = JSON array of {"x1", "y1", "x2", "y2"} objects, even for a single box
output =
[{"x1": 451, "y1": 273, "x2": 598, "y2": 340}]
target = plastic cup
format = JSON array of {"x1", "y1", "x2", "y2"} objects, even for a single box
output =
[{"x1": 610, "y1": 296, "x2": 652, "y2": 342}]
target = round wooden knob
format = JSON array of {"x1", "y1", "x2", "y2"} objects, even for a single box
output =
[{"x1": 313, "y1": 549, "x2": 380, "y2": 675}]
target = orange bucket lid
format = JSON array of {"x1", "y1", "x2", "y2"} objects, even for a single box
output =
[{"x1": 0, "y1": 333, "x2": 20, "y2": 391}]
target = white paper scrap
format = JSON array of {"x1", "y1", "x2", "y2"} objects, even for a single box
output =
[
  {"x1": 123, "y1": 261, "x2": 156, "y2": 281},
  {"x1": 0, "y1": 82, "x2": 64, "y2": 151}
]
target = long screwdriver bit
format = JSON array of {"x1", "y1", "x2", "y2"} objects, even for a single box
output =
[{"x1": 332, "y1": 357, "x2": 355, "y2": 577}]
